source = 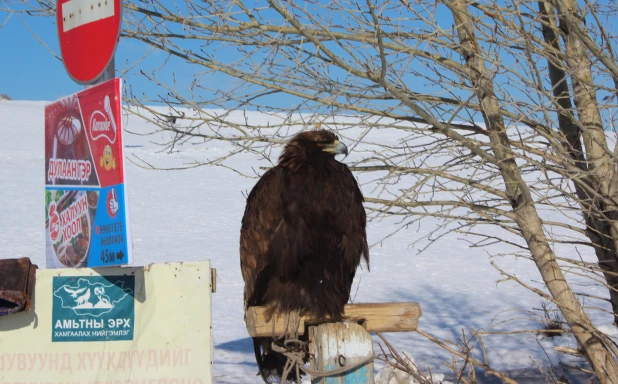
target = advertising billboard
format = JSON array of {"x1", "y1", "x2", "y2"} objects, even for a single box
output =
[{"x1": 45, "y1": 79, "x2": 132, "y2": 268}]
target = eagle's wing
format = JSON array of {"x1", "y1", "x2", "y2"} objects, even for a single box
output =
[
  {"x1": 336, "y1": 163, "x2": 369, "y2": 268},
  {"x1": 267, "y1": 162, "x2": 368, "y2": 277},
  {"x1": 239, "y1": 167, "x2": 284, "y2": 311}
]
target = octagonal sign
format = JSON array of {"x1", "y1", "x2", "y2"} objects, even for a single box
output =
[{"x1": 57, "y1": 0, "x2": 121, "y2": 84}]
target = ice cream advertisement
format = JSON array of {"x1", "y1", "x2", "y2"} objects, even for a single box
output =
[{"x1": 45, "y1": 78, "x2": 132, "y2": 268}]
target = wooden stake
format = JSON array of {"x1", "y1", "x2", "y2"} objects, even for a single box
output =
[{"x1": 309, "y1": 322, "x2": 374, "y2": 383}]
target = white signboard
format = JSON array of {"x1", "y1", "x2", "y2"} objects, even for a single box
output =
[{"x1": 0, "y1": 261, "x2": 213, "y2": 383}]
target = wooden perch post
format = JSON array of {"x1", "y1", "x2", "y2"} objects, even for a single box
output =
[
  {"x1": 245, "y1": 302, "x2": 421, "y2": 383},
  {"x1": 245, "y1": 302, "x2": 421, "y2": 338}
]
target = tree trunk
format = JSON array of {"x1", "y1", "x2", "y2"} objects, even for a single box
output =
[
  {"x1": 445, "y1": 0, "x2": 618, "y2": 379},
  {"x1": 542, "y1": 0, "x2": 618, "y2": 324}
]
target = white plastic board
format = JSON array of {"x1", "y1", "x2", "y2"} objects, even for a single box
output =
[{"x1": 0, "y1": 261, "x2": 213, "y2": 383}]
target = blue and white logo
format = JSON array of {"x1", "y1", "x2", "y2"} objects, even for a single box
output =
[
  {"x1": 53, "y1": 278, "x2": 133, "y2": 317},
  {"x1": 52, "y1": 275, "x2": 135, "y2": 342}
]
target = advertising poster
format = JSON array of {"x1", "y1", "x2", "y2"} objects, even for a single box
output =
[
  {"x1": 0, "y1": 261, "x2": 213, "y2": 383},
  {"x1": 45, "y1": 78, "x2": 132, "y2": 268}
]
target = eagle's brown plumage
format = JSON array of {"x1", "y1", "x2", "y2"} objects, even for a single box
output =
[{"x1": 239, "y1": 130, "x2": 369, "y2": 382}]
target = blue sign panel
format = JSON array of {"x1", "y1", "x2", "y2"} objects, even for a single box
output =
[{"x1": 52, "y1": 275, "x2": 135, "y2": 342}]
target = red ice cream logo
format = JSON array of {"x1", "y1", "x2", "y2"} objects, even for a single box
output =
[
  {"x1": 49, "y1": 202, "x2": 61, "y2": 242},
  {"x1": 107, "y1": 188, "x2": 119, "y2": 218},
  {"x1": 89, "y1": 95, "x2": 117, "y2": 144}
]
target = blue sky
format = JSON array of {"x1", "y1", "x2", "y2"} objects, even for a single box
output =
[
  {"x1": 1, "y1": 11, "x2": 84, "y2": 101},
  {"x1": 0, "y1": 2, "x2": 450, "y2": 104},
  {"x1": 0, "y1": 9, "x2": 177, "y2": 102},
  {"x1": 2, "y1": 1, "x2": 614, "y2": 124},
  {"x1": 0, "y1": 7, "x2": 272, "y2": 107},
  {"x1": 1, "y1": 2, "x2": 469, "y2": 110}
]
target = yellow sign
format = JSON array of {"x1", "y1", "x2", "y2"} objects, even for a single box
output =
[{"x1": 0, "y1": 261, "x2": 213, "y2": 383}]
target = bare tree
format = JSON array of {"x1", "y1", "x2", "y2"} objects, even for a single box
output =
[{"x1": 6, "y1": 0, "x2": 618, "y2": 379}]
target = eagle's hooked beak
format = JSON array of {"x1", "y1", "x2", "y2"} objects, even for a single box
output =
[{"x1": 323, "y1": 140, "x2": 349, "y2": 157}]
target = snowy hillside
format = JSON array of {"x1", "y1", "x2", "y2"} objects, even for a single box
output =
[{"x1": 0, "y1": 99, "x2": 613, "y2": 382}]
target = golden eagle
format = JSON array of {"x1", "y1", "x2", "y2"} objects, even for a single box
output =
[{"x1": 240, "y1": 130, "x2": 369, "y2": 382}]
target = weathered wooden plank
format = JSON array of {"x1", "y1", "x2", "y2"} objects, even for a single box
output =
[
  {"x1": 210, "y1": 268, "x2": 217, "y2": 293},
  {"x1": 245, "y1": 302, "x2": 421, "y2": 338},
  {"x1": 309, "y1": 322, "x2": 374, "y2": 383}
]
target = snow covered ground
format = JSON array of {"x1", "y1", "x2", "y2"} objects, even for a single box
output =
[{"x1": 1, "y1": 99, "x2": 614, "y2": 382}]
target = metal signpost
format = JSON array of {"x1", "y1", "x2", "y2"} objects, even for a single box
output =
[
  {"x1": 45, "y1": 0, "x2": 131, "y2": 270},
  {"x1": 0, "y1": 4, "x2": 212, "y2": 384}
]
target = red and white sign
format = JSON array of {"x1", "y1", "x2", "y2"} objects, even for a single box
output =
[{"x1": 57, "y1": 0, "x2": 121, "y2": 84}]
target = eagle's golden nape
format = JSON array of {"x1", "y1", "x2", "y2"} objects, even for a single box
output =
[{"x1": 239, "y1": 129, "x2": 369, "y2": 383}]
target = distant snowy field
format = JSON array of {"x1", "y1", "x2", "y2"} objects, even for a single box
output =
[{"x1": 1, "y1": 100, "x2": 615, "y2": 383}]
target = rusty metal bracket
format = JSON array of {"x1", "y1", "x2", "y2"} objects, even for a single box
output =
[{"x1": 0, "y1": 257, "x2": 37, "y2": 317}]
